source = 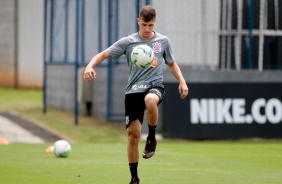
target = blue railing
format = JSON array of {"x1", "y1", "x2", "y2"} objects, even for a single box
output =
[{"x1": 43, "y1": 0, "x2": 151, "y2": 125}]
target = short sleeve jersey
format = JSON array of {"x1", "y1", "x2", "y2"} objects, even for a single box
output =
[{"x1": 107, "y1": 32, "x2": 175, "y2": 94}]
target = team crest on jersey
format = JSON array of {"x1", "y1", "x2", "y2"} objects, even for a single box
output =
[{"x1": 152, "y1": 42, "x2": 161, "y2": 53}]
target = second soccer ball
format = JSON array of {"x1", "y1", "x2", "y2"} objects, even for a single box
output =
[{"x1": 53, "y1": 140, "x2": 71, "y2": 158}]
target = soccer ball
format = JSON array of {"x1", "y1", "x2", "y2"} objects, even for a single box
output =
[
  {"x1": 53, "y1": 140, "x2": 71, "y2": 158},
  {"x1": 131, "y1": 45, "x2": 154, "y2": 68}
]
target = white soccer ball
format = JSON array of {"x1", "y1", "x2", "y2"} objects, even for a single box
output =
[
  {"x1": 131, "y1": 45, "x2": 154, "y2": 68},
  {"x1": 53, "y1": 140, "x2": 71, "y2": 158}
]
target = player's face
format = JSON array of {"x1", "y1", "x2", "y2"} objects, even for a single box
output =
[{"x1": 138, "y1": 18, "x2": 156, "y2": 39}]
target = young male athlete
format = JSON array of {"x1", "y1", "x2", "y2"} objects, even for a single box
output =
[{"x1": 83, "y1": 5, "x2": 188, "y2": 184}]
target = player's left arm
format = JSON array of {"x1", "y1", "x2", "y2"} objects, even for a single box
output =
[{"x1": 168, "y1": 61, "x2": 189, "y2": 99}]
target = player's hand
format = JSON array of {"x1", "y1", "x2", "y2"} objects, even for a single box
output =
[
  {"x1": 179, "y1": 81, "x2": 189, "y2": 99},
  {"x1": 83, "y1": 67, "x2": 96, "y2": 82}
]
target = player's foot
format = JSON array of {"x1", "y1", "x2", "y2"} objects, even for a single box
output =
[
  {"x1": 129, "y1": 178, "x2": 140, "y2": 184},
  {"x1": 142, "y1": 137, "x2": 157, "y2": 159}
]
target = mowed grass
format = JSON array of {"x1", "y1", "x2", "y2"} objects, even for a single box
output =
[
  {"x1": 1, "y1": 141, "x2": 282, "y2": 184},
  {"x1": 0, "y1": 88, "x2": 282, "y2": 183}
]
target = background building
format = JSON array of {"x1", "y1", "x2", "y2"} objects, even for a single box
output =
[
  {"x1": 0, "y1": 0, "x2": 43, "y2": 88},
  {"x1": 1, "y1": 0, "x2": 282, "y2": 138}
]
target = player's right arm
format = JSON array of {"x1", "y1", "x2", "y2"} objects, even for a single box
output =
[{"x1": 83, "y1": 50, "x2": 111, "y2": 82}]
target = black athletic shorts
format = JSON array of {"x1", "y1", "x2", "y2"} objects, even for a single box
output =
[{"x1": 124, "y1": 85, "x2": 165, "y2": 128}]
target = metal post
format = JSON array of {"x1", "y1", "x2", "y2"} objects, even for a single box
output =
[
  {"x1": 226, "y1": 0, "x2": 232, "y2": 69},
  {"x1": 74, "y1": 0, "x2": 80, "y2": 125},
  {"x1": 43, "y1": 0, "x2": 48, "y2": 113},
  {"x1": 98, "y1": 0, "x2": 102, "y2": 52},
  {"x1": 106, "y1": 0, "x2": 113, "y2": 121},
  {"x1": 50, "y1": 0, "x2": 54, "y2": 62},
  {"x1": 235, "y1": 0, "x2": 243, "y2": 71},
  {"x1": 14, "y1": 0, "x2": 18, "y2": 88},
  {"x1": 136, "y1": 0, "x2": 140, "y2": 32},
  {"x1": 220, "y1": 0, "x2": 227, "y2": 70},
  {"x1": 115, "y1": 0, "x2": 119, "y2": 42},
  {"x1": 201, "y1": 0, "x2": 207, "y2": 67},
  {"x1": 81, "y1": 0, "x2": 85, "y2": 62},
  {"x1": 274, "y1": 0, "x2": 279, "y2": 30},
  {"x1": 64, "y1": 0, "x2": 69, "y2": 62},
  {"x1": 258, "y1": 0, "x2": 265, "y2": 71},
  {"x1": 248, "y1": 0, "x2": 254, "y2": 69}
]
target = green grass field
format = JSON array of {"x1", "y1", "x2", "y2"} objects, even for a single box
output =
[
  {"x1": 0, "y1": 88, "x2": 282, "y2": 183},
  {"x1": 1, "y1": 141, "x2": 282, "y2": 183}
]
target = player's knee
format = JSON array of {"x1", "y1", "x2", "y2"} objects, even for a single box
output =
[
  {"x1": 128, "y1": 131, "x2": 140, "y2": 144},
  {"x1": 145, "y1": 95, "x2": 158, "y2": 111}
]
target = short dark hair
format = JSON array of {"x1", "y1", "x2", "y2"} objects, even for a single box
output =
[{"x1": 139, "y1": 6, "x2": 156, "y2": 22}]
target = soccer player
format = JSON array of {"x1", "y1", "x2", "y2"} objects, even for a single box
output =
[{"x1": 83, "y1": 5, "x2": 188, "y2": 184}]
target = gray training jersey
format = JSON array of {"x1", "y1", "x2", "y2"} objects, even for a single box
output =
[{"x1": 107, "y1": 32, "x2": 175, "y2": 94}]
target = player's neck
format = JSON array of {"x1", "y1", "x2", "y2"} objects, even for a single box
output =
[{"x1": 138, "y1": 31, "x2": 155, "y2": 41}]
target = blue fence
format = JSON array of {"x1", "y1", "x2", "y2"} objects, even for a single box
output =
[{"x1": 43, "y1": 0, "x2": 151, "y2": 125}]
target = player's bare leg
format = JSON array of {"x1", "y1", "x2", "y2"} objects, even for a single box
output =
[
  {"x1": 127, "y1": 120, "x2": 141, "y2": 183},
  {"x1": 145, "y1": 93, "x2": 159, "y2": 126},
  {"x1": 143, "y1": 93, "x2": 159, "y2": 159}
]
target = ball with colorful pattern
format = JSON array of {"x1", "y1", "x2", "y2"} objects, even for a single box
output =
[
  {"x1": 131, "y1": 45, "x2": 154, "y2": 68},
  {"x1": 53, "y1": 140, "x2": 71, "y2": 158}
]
